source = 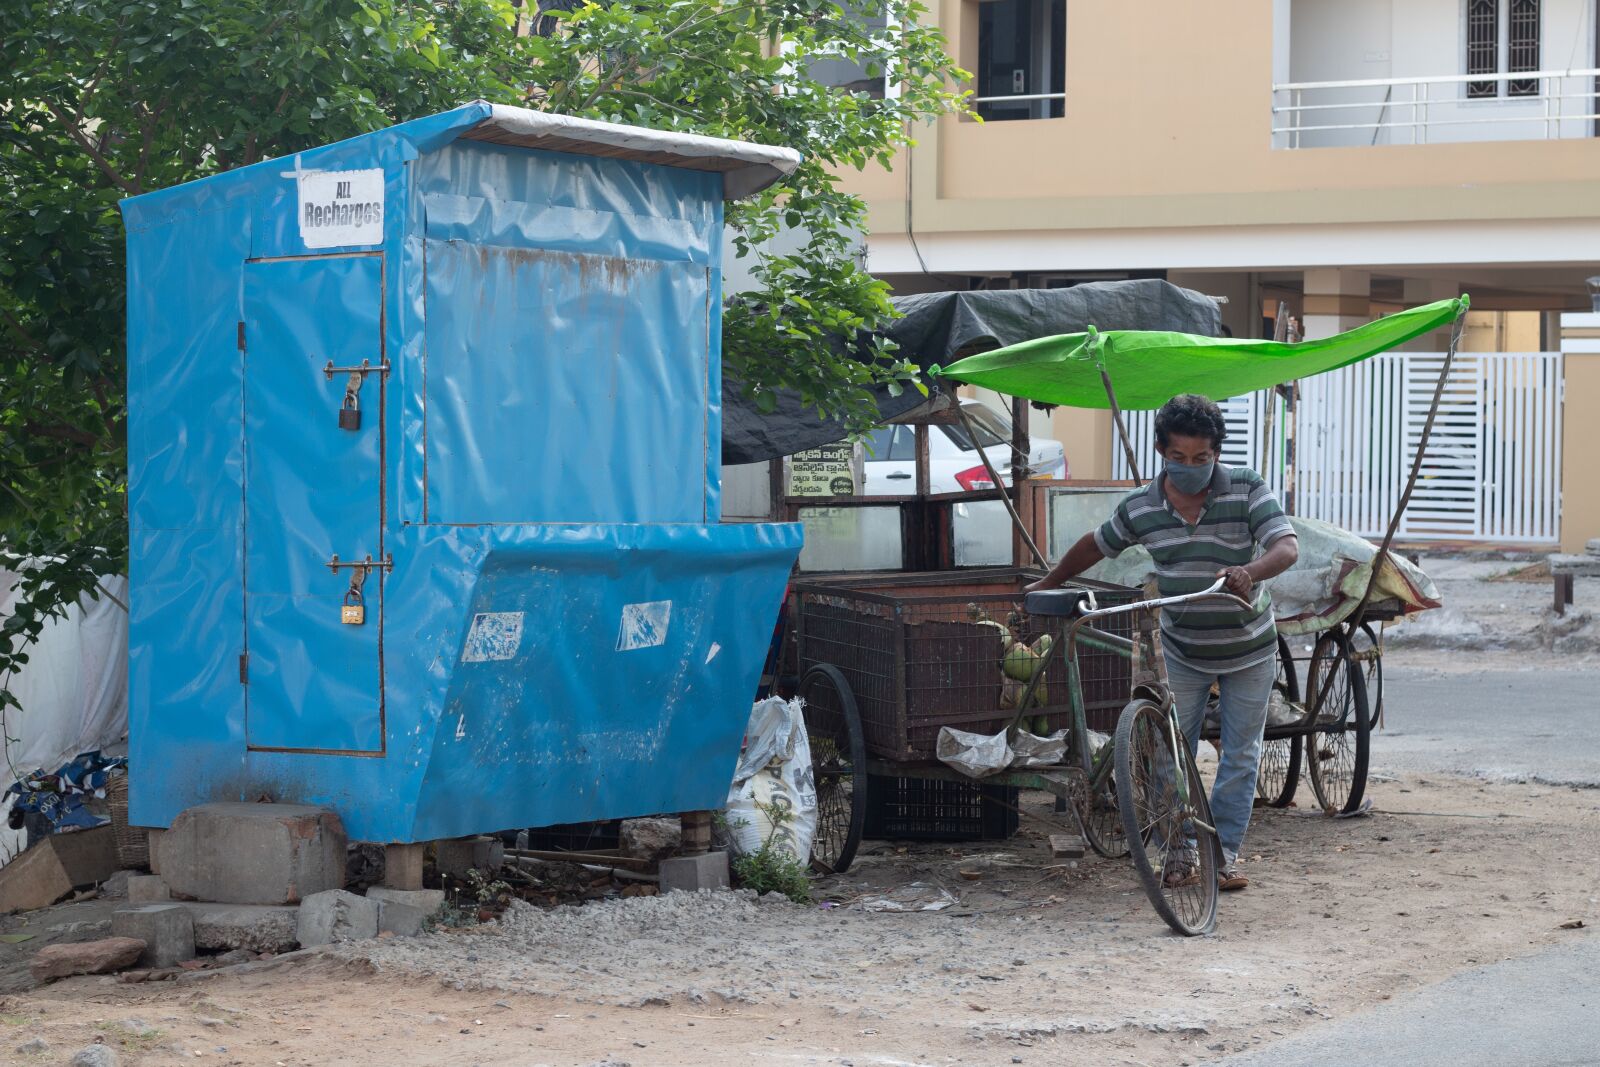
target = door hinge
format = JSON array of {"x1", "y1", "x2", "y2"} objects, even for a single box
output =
[
  {"x1": 238, "y1": 652, "x2": 249, "y2": 684},
  {"x1": 237, "y1": 321, "x2": 246, "y2": 352}
]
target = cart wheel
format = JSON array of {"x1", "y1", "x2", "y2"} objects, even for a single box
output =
[
  {"x1": 1115, "y1": 699, "x2": 1219, "y2": 936},
  {"x1": 1350, "y1": 622, "x2": 1384, "y2": 729},
  {"x1": 1305, "y1": 629, "x2": 1371, "y2": 815},
  {"x1": 798, "y1": 663, "x2": 866, "y2": 876},
  {"x1": 1255, "y1": 635, "x2": 1302, "y2": 808}
]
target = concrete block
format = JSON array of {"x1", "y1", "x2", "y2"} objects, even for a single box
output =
[
  {"x1": 28, "y1": 937, "x2": 146, "y2": 982},
  {"x1": 180, "y1": 903, "x2": 300, "y2": 954},
  {"x1": 160, "y1": 803, "x2": 346, "y2": 905},
  {"x1": 368, "y1": 887, "x2": 445, "y2": 936},
  {"x1": 0, "y1": 826, "x2": 117, "y2": 913},
  {"x1": 145, "y1": 828, "x2": 165, "y2": 875},
  {"x1": 112, "y1": 904, "x2": 195, "y2": 968},
  {"x1": 126, "y1": 875, "x2": 170, "y2": 903},
  {"x1": 658, "y1": 850, "x2": 730, "y2": 894},
  {"x1": 436, "y1": 836, "x2": 504, "y2": 878},
  {"x1": 297, "y1": 889, "x2": 378, "y2": 947},
  {"x1": 382, "y1": 843, "x2": 425, "y2": 890}
]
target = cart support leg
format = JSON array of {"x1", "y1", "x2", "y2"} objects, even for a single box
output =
[{"x1": 1554, "y1": 572, "x2": 1574, "y2": 616}]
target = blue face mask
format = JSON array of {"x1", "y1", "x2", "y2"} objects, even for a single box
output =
[{"x1": 1164, "y1": 458, "x2": 1214, "y2": 495}]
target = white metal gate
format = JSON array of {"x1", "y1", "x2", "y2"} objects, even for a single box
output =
[{"x1": 1110, "y1": 352, "x2": 1564, "y2": 543}]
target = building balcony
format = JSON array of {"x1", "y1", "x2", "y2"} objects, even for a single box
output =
[{"x1": 1273, "y1": 67, "x2": 1600, "y2": 149}]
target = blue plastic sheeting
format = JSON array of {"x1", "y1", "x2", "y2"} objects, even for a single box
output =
[
  {"x1": 121, "y1": 104, "x2": 800, "y2": 842},
  {"x1": 421, "y1": 240, "x2": 713, "y2": 525}
]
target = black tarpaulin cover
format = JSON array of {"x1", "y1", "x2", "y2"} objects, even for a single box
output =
[{"x1": 721, "y1": 279, "x2": 1222, "y2": 464}]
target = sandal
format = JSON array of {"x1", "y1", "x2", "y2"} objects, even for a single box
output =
[
  {"x1": 1163, "y1": 865, "x2": 1201, "y2": 888},
  {"x1": 1218, "y1": 867, "x2": 1249, "y2": 892}
]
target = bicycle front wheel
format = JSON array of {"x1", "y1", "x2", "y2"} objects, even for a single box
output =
[{"x1": 1115, "y1": 699, "x2": 1219, "y2": 936}]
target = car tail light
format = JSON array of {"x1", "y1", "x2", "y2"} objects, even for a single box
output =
[{"x1": 955, "y1": 465, "x2": 995, "y2": 492}]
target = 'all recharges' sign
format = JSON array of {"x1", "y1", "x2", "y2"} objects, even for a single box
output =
[{"x1": 297, "y1": 168, "x2": 384, "y2": 249}]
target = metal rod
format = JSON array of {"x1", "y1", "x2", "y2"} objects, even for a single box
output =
[{"x1": 954, "y1": 400, "x2": 1047, "y2": 569}]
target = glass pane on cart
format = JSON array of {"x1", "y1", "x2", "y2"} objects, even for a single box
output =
[
  {"x1": 797, "y1": 506, "x2": 905, "y2": 571},
  {"x1": 953, "y1": 499, "x2": 1010, "y2": 566}
]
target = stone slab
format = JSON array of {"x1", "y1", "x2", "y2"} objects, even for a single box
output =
[
  {"x1": 179, "y1": 903, "x2": 301, "y2": 954},
  {"x1": 659, "y1": 851, "x2": 730, "y2": 894},
  {"x1": 126, "y1": 875, "x2": 170, "y2": 903},
  {"x1": 159, "y1": 803, "x2": 346, "y2": 905},
  {"x1": 619, "y1": 817, "x2": 682, "y2": 863},
  {"x1": 368, "y1": 887, "x2": 443, "y2": 937},
  {"x1": 28, "y1": 937, "x2": 146, "y2": 982},
  {"x1": 297, "y1": 889, "x2": 378, "y2": 948},
  {"x1": 111, "y1": 904, "x2": 195, "y2": 969}
]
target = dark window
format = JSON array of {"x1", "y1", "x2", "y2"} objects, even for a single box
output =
[
  {"x1": 943, "y1": 416, "x2": 1006, "y2": 451},
  {"x1": 887, "y1": 426, "x2": 916, "y2": 461},
  {"x1": 1467, "y1": 0, "x2": 1499, "y2": 98},
  {"x1": 863, "y1": 426, "x2": 897, "y2": 459},
  {"x1": 864, "y1": 426, "x2": 916, "y2": 461},
  {"x1": 1508, "y1": 0, "x2": 1540, "y2": 96},
  {"x1": 976, "y1": 0, "x2": 1066, "y2": 122}
]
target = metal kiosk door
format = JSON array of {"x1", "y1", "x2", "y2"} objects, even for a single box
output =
[{"x1": 242, "y1": 255, "x2": 385, "y2": 754}]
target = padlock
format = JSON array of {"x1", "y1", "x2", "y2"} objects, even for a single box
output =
[
  {"x1": 341, "y1": 587, "x2": 365, "y2": 625},
  {"x1": 338, "y1": 392, "x2": 361, "y2": 431}
]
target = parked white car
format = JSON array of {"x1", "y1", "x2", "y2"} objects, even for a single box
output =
[{"x1": 859, "y1": 399, "x2": 1067, "y2": 495}]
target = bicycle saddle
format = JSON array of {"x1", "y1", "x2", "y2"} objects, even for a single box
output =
[{"x1": 1024, "y1": 588, "x2": 1097, "y2": 617}]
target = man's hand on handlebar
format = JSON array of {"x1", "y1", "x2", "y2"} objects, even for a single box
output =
[{"x1": 1216, "y1": 566, "x2": 1254, "y2": 599}]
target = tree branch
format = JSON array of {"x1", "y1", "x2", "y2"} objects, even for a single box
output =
[
  {"x1": 41, "y1": 100, "x2": 141, "y2": 195},
  {"x1": 21, "y1": 422, "x2": 102, "y2": 448}
]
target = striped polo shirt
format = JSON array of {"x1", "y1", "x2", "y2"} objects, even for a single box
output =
[{"x1": 1094, "y1": 464, "x2": 1294, "y2": 673}]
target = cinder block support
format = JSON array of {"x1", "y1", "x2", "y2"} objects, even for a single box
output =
[
  {"x1": 659, "y1": 850, "x2": 730, "y2": 894},
  {"x1": 112, "y1": 903, "x2": 195, "y2": 968},
  {"x1": 383, "y1": 843, "x2": 426, "y2": 890},
  {"x1": 161, "y1": 803, "x2": 346, "y2": 905}
]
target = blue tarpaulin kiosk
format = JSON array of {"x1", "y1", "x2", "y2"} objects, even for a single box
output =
[{"x1": 121, "y1": 102, "x2": 804, "y2": 843}]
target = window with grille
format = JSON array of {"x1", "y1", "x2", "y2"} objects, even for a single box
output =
[
  {"x1": 1467, "y1": 0, "x2": 1541, "y2": 99},
  {"x1": 1508, "y1": 0, "x2": 1540, "y2": 96}
]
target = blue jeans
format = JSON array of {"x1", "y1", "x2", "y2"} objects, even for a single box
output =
[{"x1": 1164, "y1": 653, "x2": 1277, "y2": 866}]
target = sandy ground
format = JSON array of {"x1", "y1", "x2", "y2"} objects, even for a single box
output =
[{"x1": 5, "y1": 771, "x2": 1598, "y2": 1067}]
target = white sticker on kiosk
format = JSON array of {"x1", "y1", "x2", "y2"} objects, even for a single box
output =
[
  {"x1": 617, "y1": 601, "x2": 671, "y2": 651},
  {"x1": 297, "y1": 168, "x2": 384, "y2": 248},
  {"x1": 462, "y1": 612, "x2": 525, "y2": 662}
]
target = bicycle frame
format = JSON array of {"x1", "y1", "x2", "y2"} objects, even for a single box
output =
[{"x1": 1017, "y1": 578, "x2": 1253, "y2": 818}]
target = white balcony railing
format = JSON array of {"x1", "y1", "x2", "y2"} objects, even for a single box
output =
[{"x1": 1272, "y1": 68, "x2": 1600, "y2": 148}]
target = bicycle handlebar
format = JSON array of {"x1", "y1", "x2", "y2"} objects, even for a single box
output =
[{"x1": 1070, "y1": 576, "x2": 1254, "y2": 628}]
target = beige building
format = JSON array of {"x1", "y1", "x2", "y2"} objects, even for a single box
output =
[{"x1": 835, "y1": 0, "x2": 1600, "y2": 550}]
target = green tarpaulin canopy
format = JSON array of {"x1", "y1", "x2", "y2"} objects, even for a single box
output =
[{"x1": 931, "y1": 296, "x2": 1469, "y2": 409}]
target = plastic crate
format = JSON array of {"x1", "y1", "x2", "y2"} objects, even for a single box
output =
[{"x1": 863, "y1": 774, "x2": 1020, "y2": 842}]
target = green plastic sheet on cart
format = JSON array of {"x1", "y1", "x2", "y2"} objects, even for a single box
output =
[{"x1": 931, "y1": 296, "x2": 1469, "y2": 409}]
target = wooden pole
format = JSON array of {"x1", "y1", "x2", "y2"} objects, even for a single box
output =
[
  {"x1": 1100, "y1": 367, "x2": 1143, "y2": 485},
  {"x1": 955, "y1": 401, "x2": 1047, "y2": 569}
]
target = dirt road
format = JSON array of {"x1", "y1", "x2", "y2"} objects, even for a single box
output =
[{"x1": 6, "y1": 771, "x2": 1597, "y2": 1067}]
